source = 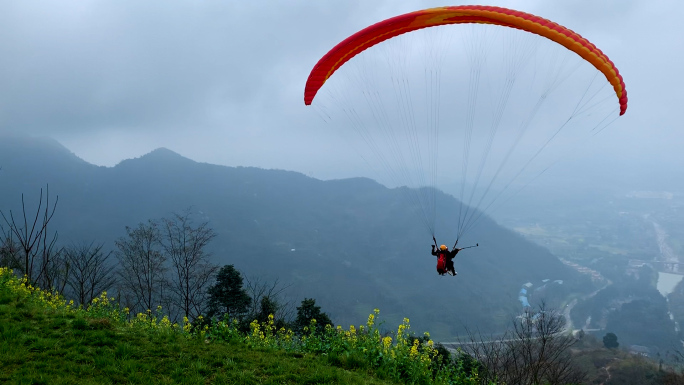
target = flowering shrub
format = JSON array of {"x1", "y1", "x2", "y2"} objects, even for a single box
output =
[
  {"x1": 0, "y1": 267, "x2": 71, "y2": 312},
  {"x1": 85, "y1": 291, "x2": 130, "y2": 323},
  {"x1": 0, "y1": 267, "x2": 179, "y2": 335},
  {"x1": 209, "y1": 307, "x2": 482, "y2": 384}
]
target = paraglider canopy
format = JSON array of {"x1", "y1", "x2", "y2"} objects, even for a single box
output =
[
  {"x1": 304, "y1": 5, "x2": 627, "y2": 114},
  {"x1": 304, "y1": 5, "x2": 627, "y2": 241}
]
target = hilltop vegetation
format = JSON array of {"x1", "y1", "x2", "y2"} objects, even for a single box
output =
[
  {"x1": 9, "y1": 264, "x2": 684, "y2": 384},
  {"x1": 570, "y1": 332, "x2": 684, "y2": 385},
  {"x1": 0, "y1": 267, "x2": 485, "y2": 384}
]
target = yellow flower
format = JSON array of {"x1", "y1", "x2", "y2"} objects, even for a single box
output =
[
  {"x1": 410, "y1": 339, "x2": 420, "y2": 356},
  {"x1": 410, "y1": 346, "x2": 418, "y2": 356},
  {"x1": 373, "y1": 308, "x2": 380, "y2": 315},
  {"x1": 160, "y1": 316, "x2": 172, "y2": 328},
  {"x1": 382, "y1": 336, "x2": 392, "y2": 350}
]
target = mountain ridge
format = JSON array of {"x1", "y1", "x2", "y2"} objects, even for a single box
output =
[{"x1": 0, "y1": 134, "x2": 593, "y2": 339}]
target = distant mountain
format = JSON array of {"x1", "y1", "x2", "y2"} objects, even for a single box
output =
[{"x1": 0, "y1": 133, "x2": 593, "y2": 339}]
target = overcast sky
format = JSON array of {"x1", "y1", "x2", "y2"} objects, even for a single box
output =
[{"x1": 0, "y1": 0, "x2": 681, "y2": 184}]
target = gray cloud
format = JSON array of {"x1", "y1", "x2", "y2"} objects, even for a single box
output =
[{"x1": 0, "y1": 0, "x2": 680, "y2": 183}]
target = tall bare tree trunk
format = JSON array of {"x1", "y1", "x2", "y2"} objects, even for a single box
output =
[
  {"x1": 115, "y1": 220, "x2": 166, "y2": 315},
  {"x1": 0, "y1": 185, "x2": 60, "y2": 287},
  {"x1": 161, "y1": 211, "x2": 218, "y2": 322}
]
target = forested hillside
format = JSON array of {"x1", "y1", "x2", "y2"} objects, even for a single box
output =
[{"x1": 0, "y1": 133, "x2": 592, "y2": 339}]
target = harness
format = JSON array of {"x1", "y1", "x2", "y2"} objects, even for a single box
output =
[{"x1": 436, "y1": 251, "x2": 448, "y2": 274}]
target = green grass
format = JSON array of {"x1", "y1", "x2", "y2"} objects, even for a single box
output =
[
  {"x1": 0, "y1": 268, "x2": 486, "y2": 384},
  {"x1": 0, "y1": 286, "x2": 397, "y2": 385}
]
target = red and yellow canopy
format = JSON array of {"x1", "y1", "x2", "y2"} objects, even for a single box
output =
[{"x1": 304, "y1": 5, "x2": 627, "y2": 115}]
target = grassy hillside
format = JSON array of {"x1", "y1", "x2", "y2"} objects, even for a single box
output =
[{"x1": 0, "y1": 267, "x2": 485, "y2": 385}]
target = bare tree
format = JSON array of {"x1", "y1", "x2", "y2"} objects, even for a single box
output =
[
  {"x1": 160, "y1": 211, "x2": 218, "y2": 322},
  {"x1": 243, "y1": 275, "x2": 295, "y2": 324},
  {"x1": 0, "y1": 185, "x2": 61, "y2": 288},
  {"x1": 0, "y1": 172, "x2": 21, "y2": 271},
  {"x1": 115, "y1": 221, "x2": 167, "y2": 315},
  {"x1": 463, "y1": 303, "x2": 585, "y2": 385},
  {"x1": 63, "y1": 242, "x2": 118, "y2": 306},
  {"x1": 0, "y1": 230, "x2": 21, "y2": 271},
  {"x1": 42, "y1": 248, "x2": 70, "y2": 295}
]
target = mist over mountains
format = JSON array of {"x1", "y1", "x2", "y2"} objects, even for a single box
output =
[{"x1": 0, "y1": 133, "x2": 591, "y2": 340}]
